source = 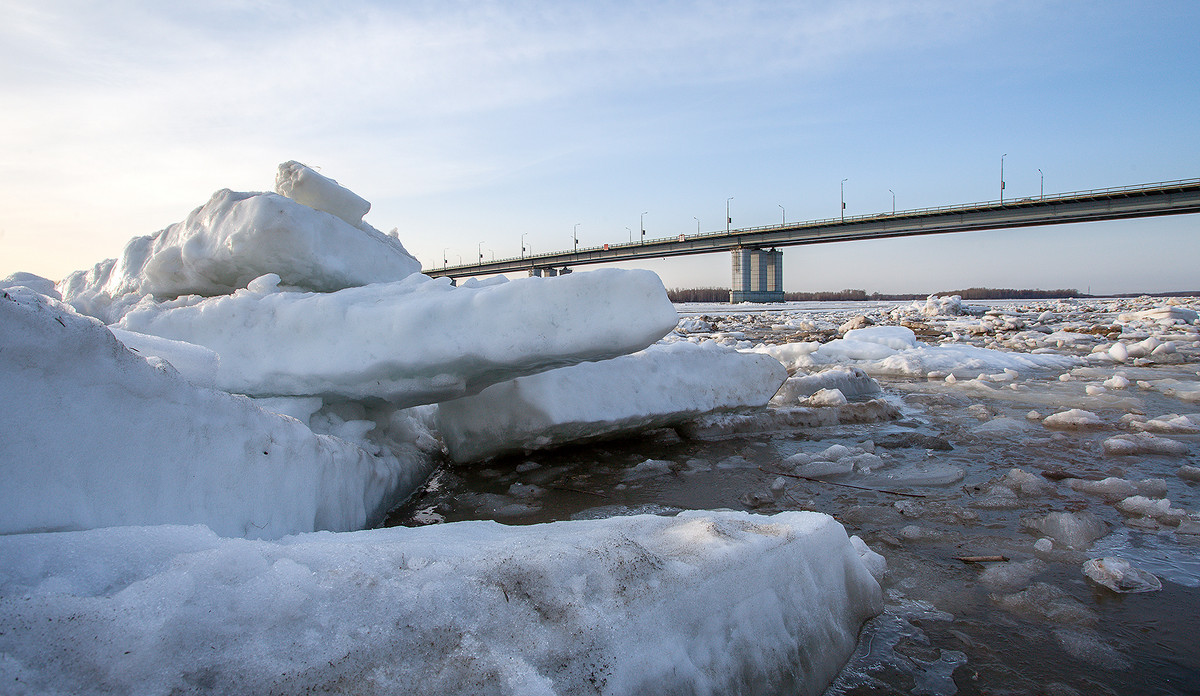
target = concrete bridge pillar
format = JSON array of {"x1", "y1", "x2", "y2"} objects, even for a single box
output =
[{"x1": 730, "y1": 248, "x2": 784, "y2": 303}]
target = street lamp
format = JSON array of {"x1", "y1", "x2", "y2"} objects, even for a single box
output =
[
  {"x1": 694, "y1": 216, "x2": 700, "y2": 234},
  {"x1": 626, "y1": 226, "x2": 632, "y2": 244},
  {"x1": 640, "y1": 212, "x2": 648, "y2": 244},
  {"x1": 889, "y1": 189, "x2": 895, "y2": 215},
  {"x1": 442, "y1": 247, "x2": 448, "y2": 269},
  {"x1": 778, "y1": 204, "x2": 785, "y2": 225},
  {"x1": 477, "y1": 241, "x2": 484, "y2": 263},
  {"x1": 726, "y1": 197, "x2": 733, "y2": 233},
  {"x1": 521, "y1": 233, "x2": 528, "y2": 259},
  {"x1": 840, "y1": 179, "x2": 848, "y2": 221},
  {"x1": 1038, "y1": 168, "x2": 1044, "y2": 200},
  {"x1": 573, "y1": 223, "x2": 580, "y2": 252},
  {"x1": 1000, "y1": 154, "x2": 1007, "y2": 204}
]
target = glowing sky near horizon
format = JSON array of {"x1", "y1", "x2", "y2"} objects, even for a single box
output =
[{"x1": 2, "y1": 1, "x2": 1198, "y2": 294}]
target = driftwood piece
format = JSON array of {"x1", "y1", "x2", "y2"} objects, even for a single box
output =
[{"x1": 954, "y1": 555, "x2": 1009, "y2": 564}]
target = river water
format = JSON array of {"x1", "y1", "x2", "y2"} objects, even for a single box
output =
[{"x1": 387, "y1": 297, "x2": 1200, "y2": 696}]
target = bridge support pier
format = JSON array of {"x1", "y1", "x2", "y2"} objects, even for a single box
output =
[
  {"x1": 529, "y1": 267, "x2": 572, "y2": 277},
  {"x1": 730, "y1": 248, "x2": 784, "y2": 303}
]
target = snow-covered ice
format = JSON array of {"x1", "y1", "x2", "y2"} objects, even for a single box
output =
[
  {"x1": 2, "y1": 271, "x2": 60, "y2": 299},
  {"x1": 60, "y1": 171, "x2": 422, "y2": 323},
  {"x1": 0, "y1": 287, "x2": 429, "y2": 538},
  {"x1": 437, "y1": 341, "x2": 787, "y2": 462},
  {"x1": 117, "y1": 269, "x2": 679, "y2": 405},
  {"x1": 0, "y1": 510, "x2": 883, "y2": 696}
]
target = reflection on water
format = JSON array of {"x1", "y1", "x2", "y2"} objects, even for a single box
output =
[{"x1": 388, "y1": 299, "x2": 1200, "y2": 695}]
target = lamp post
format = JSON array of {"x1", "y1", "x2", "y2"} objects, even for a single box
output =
[
  {"x1": 726, "y1": 197, "x2": 733, "y2": 233},
  {"x1": 840, "y1": 179, "x2": 848, "y2": 221},
  {"x1": 573, "y1": 223, "x2": 580, "y2": 252},
  {"x1": 1038, "y1": 168, "x2": 1044, "y2": 200},
  {"x1": 694, "y1": 216, "x2": 700, "y2": 234},
  {"x1": 521, "y1": 233, "x2": 527, "y2": 259},
  {"x1": 477, "y1": 241, "x2": 483, "y2": 263},
  {"x1": 442, "y1": 247, "x2": 448, "y2": 269},
  {"x1": 640, "y1": 212, "x2": 648, "y2": 244},
  {"x1": 889, "y1": 189, "x2": 895, "y2": 215},
  {"x1": 778, "y1": 204, "x2": 785, "y2": 225},
  {"x1": 626, "y1": 226, "x2": 632, "y2": 244},
  {"x1": 1000, "y1": 154, "x2": 1007, "y2": 204}
]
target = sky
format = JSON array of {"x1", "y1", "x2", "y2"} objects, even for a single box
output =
[{"x1": 2, "y1": 0, "x2": 1198, "y2": 295}]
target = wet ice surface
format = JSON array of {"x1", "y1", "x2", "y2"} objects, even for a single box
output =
[{"x1": 389, "y1": 297, "x2": 1200, "y2": 695}]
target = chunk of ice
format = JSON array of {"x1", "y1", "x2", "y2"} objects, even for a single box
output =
[
  {"x1": 0, "y1": 510, "x2": 884, "y2": 696},
  {"x1": 1082, "y1": 557, "x2": 1162, "y2": 593},
  {"x1": 438, "y1": 341, "x2": 785, "y2": 462},
  {"x1": 1042, "y1": 409, "x2": 1104, "y2": 430},
  {"x1": 1025, "y1": 511, "x2": 1108, "y2": 550},
  {"x1": 1102, "y1": 432, "x2": 1189, "y2": 456},
  {"x1": 119, "y1": 269, "x2": 679, "y2": 406},
  {"x1": 274, "y1": 160, "x2": 371, "y2": 226},
  {"x1": 0, "y1": 288, "x2": 428, "y2": 539}
]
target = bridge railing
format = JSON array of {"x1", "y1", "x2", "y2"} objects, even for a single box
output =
[{"x1": 434, "y1": 177, "x2": 1200, "y2": 270}]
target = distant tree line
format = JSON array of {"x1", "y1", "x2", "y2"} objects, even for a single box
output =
[
  {"x1": 936, "y1": 287, "x2": 1084, "y2": 300},
  {"x1": 666, "y1": 286, "x2": 1089, "y2": 303}
]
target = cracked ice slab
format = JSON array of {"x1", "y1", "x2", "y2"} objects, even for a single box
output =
[
  {"x1": 437, "y1": 340, "x2": 787, "y2": 462},
  {"x1": 0, "y1": 510, "x2": 883, "y2": 696},
  {"x1": 116, "y1": 269, "x2": 680, "y2": 406}
]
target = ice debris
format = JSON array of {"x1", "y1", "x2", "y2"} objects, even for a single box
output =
[
  {"x1": 117, "y1": 269, "x2": 679, "y2": 406},
  {"x1": 0, "y1": 510, "x2": 884, "y2": 696},
  {"x1": 0, "y1": 287, "x2": 429, "y2": 538},
  {"x1": 1082, "y1": 557, "x2": 1162, "y2": 593},
  {"x1": 437, "y1": 341, "x2": 785, "y2": 462},
  {"x1": 60, "y1": 166, "x2": 422, "y2": 323}
]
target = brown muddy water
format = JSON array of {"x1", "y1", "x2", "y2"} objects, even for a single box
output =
[{"x1": 387, "y1": 300, "x2": 1200, "y2": 696}]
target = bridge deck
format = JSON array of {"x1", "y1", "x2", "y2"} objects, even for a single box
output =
[{"x1": 423, "y1": 178, "x2": 1200, "y2": 278}]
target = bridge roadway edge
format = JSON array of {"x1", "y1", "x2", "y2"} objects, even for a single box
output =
[{"x1": 424, "y1": 179, "x2": 1200, "y2": 279}]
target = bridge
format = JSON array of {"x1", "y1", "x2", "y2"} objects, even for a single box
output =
[{"x1": 423, "y1": 178, "x2": 1200, "y2": 301}]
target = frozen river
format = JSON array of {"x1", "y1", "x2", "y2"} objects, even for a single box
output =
[
  {"x1": 389, "y1": 296, "x2": 1200, "y2": 696},
  {"x1": 7, "y1": 163, "x2": 1198, "y2": 694}
]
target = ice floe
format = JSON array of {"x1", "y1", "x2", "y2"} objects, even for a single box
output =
[
  {"x1": 437, "y1": 341, "x2": 786, "y2": 462},
  {"x1": 0, "y1": 287, "x2": 429, "y2": 538},
  {"x1": 0, "y1": 510, "x2": 883, "y2": 696},
  {"x1": 117, "y1": 269, "x2": 678, "y2": 405},
  {"x1": 1082, "y1": 557, "x2": 1162, "y2": 593}
]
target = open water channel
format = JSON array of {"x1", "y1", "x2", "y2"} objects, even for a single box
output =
[{"x1": 387, "y1": 298, "x2": 1200, "y2": 696}]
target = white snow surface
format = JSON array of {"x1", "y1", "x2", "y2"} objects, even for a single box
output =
[
  {"x1": 107, "y1": 326, "x2": 220, "y2": 388},
  {"x1": 59, "y1": 182, "x2": 421, "y2": 323},
  {"x1": 116, "y1": 269, "x2": 679, "y2": 406},
  {"x1": 437, "y1": 340, "x2": 787, "y2": 462},
  {"x1": 0, "y1": 510, "x2": 884, "y2": 696},
  {"x1": 0, "y1": 287, "x2": 429, "y2": 538},
  {"x1": 2, "y1": 272, "x2": 60, "y2": 299}
]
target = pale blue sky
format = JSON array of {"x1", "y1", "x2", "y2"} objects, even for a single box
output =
[{"x1": 2, "y1": 1, "x2": 1197, "y2": 294}]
